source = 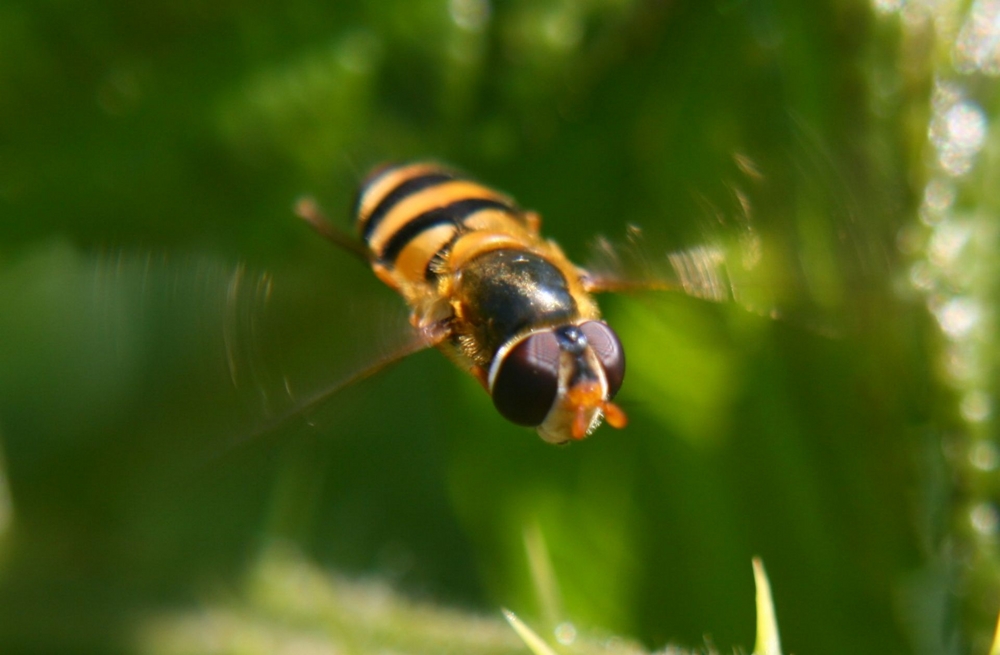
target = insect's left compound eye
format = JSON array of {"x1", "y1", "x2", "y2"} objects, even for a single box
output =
[
  {"x1": 491, "y1": 331, "x2": 560, "y2": 427},
  {"x1": 579, "y1": 321, "x2": 625, "y2": 398}
]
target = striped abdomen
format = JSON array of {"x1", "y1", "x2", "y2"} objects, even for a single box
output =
[{"x1": 354, "y1": 162, "x2": 538, "y2": 289}]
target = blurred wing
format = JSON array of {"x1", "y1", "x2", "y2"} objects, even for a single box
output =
[
  {"x1": 90, "y1": 249, "x2": 429, "y2": 463},
  {"x1": 582, "y1": 222, "x2": 784, "y2": 324},
  {"x1": 218, "y1": 311, "x2": 434, "y2": 460},
  {"x1": 582, "y1": 141, "x2": 892, "y2": 334},
  {"x1": 583, "y1": 226, "x2": 737, "y2": 303}
]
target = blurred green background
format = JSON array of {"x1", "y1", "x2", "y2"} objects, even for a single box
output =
[{"x1": 1, "y1": 0, "x2": 998, "y2": 653}]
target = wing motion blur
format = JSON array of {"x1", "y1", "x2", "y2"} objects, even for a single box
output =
[
  {"x1": 581, "y1": 146, "x2": 890, "y2": 335},
  {"x1": 82, "y1": 140, "x2": 888, "y2": 466},
  {"x1": 91, "y1": 248, "x2": 430, "y2": 466},
  {"x1": 582, "y1": 226, "x2": 736, "y2": 303},
  {"x1": 580, "y1": 211, "x2": 784, "y2": 326}
]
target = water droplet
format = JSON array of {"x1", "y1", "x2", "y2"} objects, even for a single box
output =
[
  {"x1": 934, "y1": 296, "x2": 980, "y2": 339},
  {"x1": 943, "y1": 342, "x2": 977, "y2": 382},
  {"x1": 955, "y1": 0, "x2": 1000, "y2": 75},
  {"x1": 924, "y1": 178, "x2": 956, "y2": 213},
  {"x1": 969, "y1": 440, "x2": 998, "y2": 471},
  {"x1": 928, "y1": 219, "x2": 971, "y2": 267},
  {"x1": 873, "y1": 0, "x2": 904, "y2": 15},
  {"x1": 931, "y1": 100, "x2": 988, "y2": 176},
  {"x1": 554, "y1": 622, "x2": 577, "y2": 645},
  {"x1": 908, "y1": 260, "x2": 935, "y2": 291},
  {"x1": 961, "y1": 389, "x2": 993, "y2": 423},
  {"x1": 450, "y1": 0, "x2": 491, "y2": 32},
  {"x1": 946, "y1": 102, "x2": 987, "y2": 152},
  {"x1": 970, "y1": 503, "x2": 999, "y2": 535}
]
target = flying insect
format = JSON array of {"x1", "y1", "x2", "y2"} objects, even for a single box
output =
[{"x1": 296, "y1": 161, "x2": 734, "y2": 444}]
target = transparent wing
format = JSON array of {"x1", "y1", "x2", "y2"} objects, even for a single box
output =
[
  {"x1": 88, "y1": 248, "x2": 430, "y2": 465},
  {"x1": 582, "y1": 139, "x2": 892, "y2": 335},
  {"x1": 583, "y1": 226, "x2": 737, "y2": 303},
  {"x1": 582, "y1": 221, "x2": 784, "y2": 324}
]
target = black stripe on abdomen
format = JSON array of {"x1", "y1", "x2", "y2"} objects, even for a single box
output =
[
  {"x1": 360, "y1": 172, "x2": 455, "y2": 241},
  {"x1": 379, "y1": 198, "x2": 516, "y2": 265}
]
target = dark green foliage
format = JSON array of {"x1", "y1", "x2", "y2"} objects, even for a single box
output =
[{"x1": 0, "y1": 1, "x2": 996, "y2": 653}]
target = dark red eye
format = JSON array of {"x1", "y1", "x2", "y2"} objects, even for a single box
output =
[
  {"x1": 579, "y1": 321, "x2": 625, "y2": 398},
  {"x1": 491, "y1": 331, "x2": 560, "y2": 427}
]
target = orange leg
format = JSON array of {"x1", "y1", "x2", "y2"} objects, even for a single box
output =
[
  {"x1": 470, "y1": 365, "x2": 489, "y2": 390},
  {"x1": 373, "y1": 263, "x2": 402, "y2": 293},
  {"x1": 524, "y1": 210, "x2": 542, "y2": 234}
]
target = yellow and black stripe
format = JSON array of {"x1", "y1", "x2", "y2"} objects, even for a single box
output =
[{"x1": 354, "y1": 162, "x2": 534, "y2": 284}]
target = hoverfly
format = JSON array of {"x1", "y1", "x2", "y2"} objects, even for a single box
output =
[{"x1": 294, "y1": 161, "x2": 735, "y2": 445}]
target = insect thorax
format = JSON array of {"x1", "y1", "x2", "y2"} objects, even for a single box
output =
[{"x1": 451, "y1": 249, "x2": 581, "y2": 367}]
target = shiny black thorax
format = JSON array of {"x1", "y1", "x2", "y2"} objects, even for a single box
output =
[{"x1": 453, "y1": 249, "x2": 578, "y2": 365}]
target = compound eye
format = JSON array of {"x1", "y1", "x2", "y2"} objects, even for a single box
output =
[
  {"x1": 491, "y1": 331, "x2": 560, "y2": 427},
  {"x1": 579, "y1": 321, "x2": 625, "y2": 398}
]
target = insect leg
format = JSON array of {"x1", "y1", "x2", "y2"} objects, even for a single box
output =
[
  {"x1": 579, "y1": 269, "x2": 682, "y2": 294},
  {"x1": 524, "y1": 210, "x2": 542, "y2": 234},
  {"x1": 295, "y1": 196, "x2": 371, "y2": 263},
  {"x1": 197, "y1": 320, "x2": 440, "y2": 468}
]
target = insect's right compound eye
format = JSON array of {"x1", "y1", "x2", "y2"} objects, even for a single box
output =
[
  {"x1": 491, "y1": 331, "x2": 560, "y2": 427},
  {"x1": 578, "y1": 321, "x2": 625, "y2": 399}
]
